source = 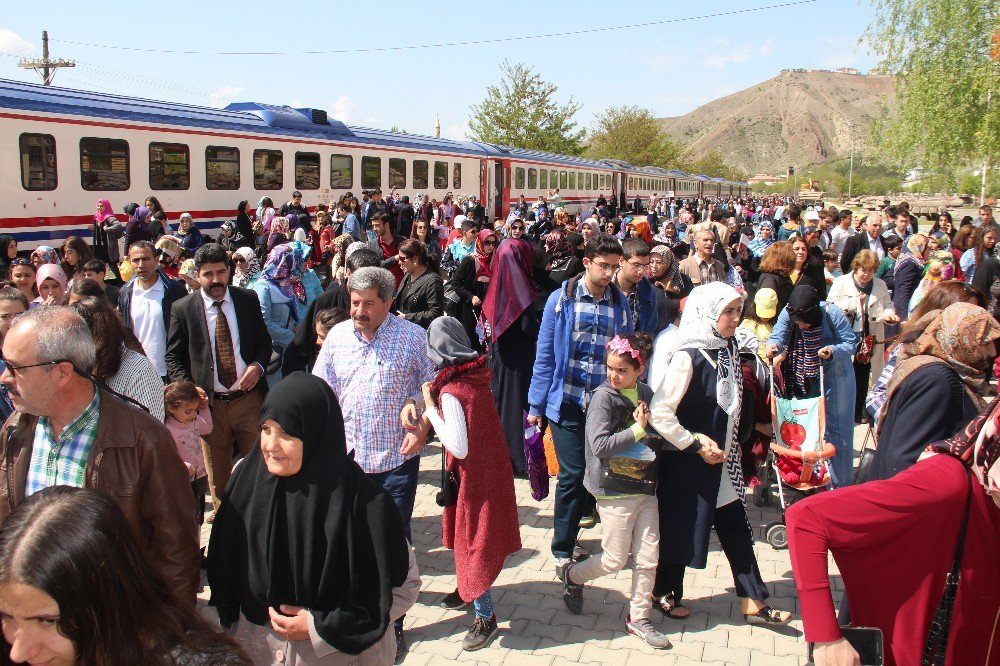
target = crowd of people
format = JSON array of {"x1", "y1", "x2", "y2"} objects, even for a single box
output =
[{"x1": 0, "y1": 189, "x2": 995, "y2": 666}]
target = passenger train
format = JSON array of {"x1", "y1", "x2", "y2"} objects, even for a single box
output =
[{"x1": 4, "y1": 78, "x2": 749, "y2": 249}]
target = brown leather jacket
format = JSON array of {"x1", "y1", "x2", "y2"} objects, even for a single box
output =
[{"x1": 0, "y1": 388, "x2": 200, "y2": 604}]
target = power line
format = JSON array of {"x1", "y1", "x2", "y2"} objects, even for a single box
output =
[{"x1": 51, "y1": 1, "x2": 817, "y2": 56}]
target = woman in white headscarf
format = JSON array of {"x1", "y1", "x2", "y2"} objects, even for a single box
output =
[
  {"x1": 648, "y1": 283, "x2": 791, "y2": 626},
  {"x1": 232, "y1": 247, "x2": 260, "y2": 289}
]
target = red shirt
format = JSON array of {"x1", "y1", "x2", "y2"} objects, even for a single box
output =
[
  {"x1": 787, "y1": 455, "x2": 1000, "y2": 666},
  {"x1": 378, "y1": 236, "x2": 403, "y2": 287}
]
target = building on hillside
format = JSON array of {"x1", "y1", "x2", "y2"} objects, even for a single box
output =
[{"x1": 748, "y1": 173, "x2": 785, "y2": 185}]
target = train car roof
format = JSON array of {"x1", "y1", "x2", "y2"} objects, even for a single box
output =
[
  {"x1": 470, "y1": 142, "x2": 618, "y2": 169},
  {"x1": 0, "y1": 78, "x2": 485, "y2": 156}
]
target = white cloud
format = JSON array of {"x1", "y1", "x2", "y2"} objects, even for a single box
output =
[
  {"x1": 701, "y1": 40, "x2": 772, "y2": 68},
  {"x1": 0, "y1": 29, "x2": 35, "y2": 56},
  {"x1": 329, "y1": 96, "x2": 359, "y2": 122},
  {"x1": 442, "y1": 122, "x2": 470, "y2": 140},
  {"x1": 207, "y1": 85, "x2": 244, "y2": 108},
  {"x1": 758, "y1": 40, "x2": 773, "y2": 55}
]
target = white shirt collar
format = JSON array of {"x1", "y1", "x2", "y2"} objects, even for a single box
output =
[{"x1": 200, "y1": 287, "x2": 231, "y2": 309}]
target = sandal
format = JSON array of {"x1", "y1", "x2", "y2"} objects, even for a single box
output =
[
  {"x1": 653, "y1": 594, "x2": 690, "y2": 619},
  {"x1": 743, "y1": 605, "x2": 791, "y2": 625}
]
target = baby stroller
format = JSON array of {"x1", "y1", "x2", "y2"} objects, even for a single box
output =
[{"x1": 753, "y1": 364, "x2": 836, "y2": 549}]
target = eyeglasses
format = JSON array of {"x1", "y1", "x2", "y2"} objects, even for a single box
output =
[
  {"x1": 590, "y1": 261, "x2": 616, "y2": 274},
  {"x1": 626, "y1": 261, "x2": 650, "y2": 272},
  {"x1": 511, "y1": 225, "x2": 525, "y2": 231},
  {"x1": 234, "y1": 257, "x2": 247, "y2": 264},
  {"x1": 2, "y1": 359, "x2": 67, "y2": 377},
  {"x1": 483, "y1": 240, "x2": 497, "y2": 247}
]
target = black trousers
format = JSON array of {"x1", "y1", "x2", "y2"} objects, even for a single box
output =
[
  {"x1": 654, "y1": 500, "x2": 769, "y2": 602},
  {"x1": 853, "y1": 360, "x2": 871, "y2": 420}
]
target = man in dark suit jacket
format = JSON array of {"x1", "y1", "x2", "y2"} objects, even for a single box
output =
[
  {"x1": 840, "y1": 212, "x2": 888, "y2": 274},
  {"x1": 166, "y1": 243, "x2": 271, "y2": 511}
]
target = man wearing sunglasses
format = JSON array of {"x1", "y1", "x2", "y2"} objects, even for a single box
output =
[{"x1": 0, "y1": 306, "x2": 200, "y2": 603}]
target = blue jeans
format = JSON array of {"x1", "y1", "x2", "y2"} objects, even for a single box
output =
[
  {"x1": 473, "y1": 590, "x2": 494, "y2": 620},
  {"x1": 550, "y1": 401, "x2": 588, "y2": 559},
  {"x1": 367, "y1": 455, "x2": 420, "y2": 543}
]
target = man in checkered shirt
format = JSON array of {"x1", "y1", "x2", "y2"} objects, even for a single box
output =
[{"x1": 527, "y1": 234, "x2": 634, "y2": 575}]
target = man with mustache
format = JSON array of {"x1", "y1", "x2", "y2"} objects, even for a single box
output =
[
  {"x1": 166, "y1": 243, "x2": 272, "y2": 515},
  {"x1": 311, "y1": 265, "x2": 437, "y2": 659}
]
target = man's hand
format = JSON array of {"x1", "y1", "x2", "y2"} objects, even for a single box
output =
[
  {"x1": 237, "y1": 363, "x2": 264, "y2": 391},
  {"x1": 400, "y1": 430, "x2": 426, "y2": 456},
  {"x1": 400, "y1": 400, "x2": 420, "y2": 431},
  {"x1": 527, "y1": 414, "x2": 543, "y2": 429},
  {"x1": 269, "y1": 606, "x2": 310, "y2": 642}
]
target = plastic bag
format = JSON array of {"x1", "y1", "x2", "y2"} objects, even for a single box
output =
[{"x1": 523, "y1": 419, "x2": 549, "y2": 501}]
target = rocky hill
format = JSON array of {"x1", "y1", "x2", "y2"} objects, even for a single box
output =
[{"x1": 658, "y1": 69, "x2": 896, "y2": 175}]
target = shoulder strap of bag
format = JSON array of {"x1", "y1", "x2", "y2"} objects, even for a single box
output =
[{"x1": 922, "y1": 452, "x2": 974, "y2": 666}]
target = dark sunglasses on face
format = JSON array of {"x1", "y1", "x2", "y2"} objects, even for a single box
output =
[
  {"x1": 483, "y1": 240, "x2": 497, "y2": 247},
  {"x1": 511, "y1": 225, "x2": 524, "y2": 231}
]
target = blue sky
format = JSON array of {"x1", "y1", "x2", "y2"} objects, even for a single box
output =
[{"x1": 0, "y1": 0, "x2": 879, "y2": 140}]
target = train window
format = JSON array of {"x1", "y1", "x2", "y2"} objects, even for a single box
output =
[
  {"x1": 550, "y1": 170, "x2": 558, "y2": 190},
  {"x1": 330, "y1": 154, "x2": 353, "y2": 188},
  {"x1": 539, "y1": 168, "x2": 548, "y2": 190},
  {"x1": 514, "y1": 167, "x2": 525, "y2": 190},
  {"x1": 453, "y1": 163, "x2": 461, "y2": 189},
  {"x1": 388, "y1": 158, "x2": 406, "y2": 189},
  {"x1": 585, "y1": 173, "x2": 591, "y2": 190},
  {"x1": 433, "y1": 161, "x2": 448, "y2": 189},
  {"x1": 568, "y1": 172, "x2": 576, "y2": 190},
  {"x1": 503, "y1": 167, "x2": 510, "y2": 189},
  {"x1": 149, "y1": 142, "x2": 190, "y2": 190},
  {"x1": 80, "y1": 138, "x2": 129, "y2": 191},
  {"x1": 253, "y1": 149, "x2": 283, "y2": 190},
  {"x1": 413, "y1": 160, "x2": 428, "y2": 189},
  {"x1": 205, "y1": 146, "x2": 240, "y2": 190},
  {"x1": 19, "y1": 134, "x2": 57, "y2": 191},
  {"x1": 579, "y1": 172, "x2": 585, "y2": 189},
  {"x1": 559, "y1": 171, "x2": 567, "y2": 189},
  {"x1": 294, "y1": 152, "x2": 321, "y2": 190},
  {"x1": 361, "y1": 156, "x2": 381, "y2": 189},
  {"x1": 527, "y1": 168, "x2": 537, "y2": 189}
]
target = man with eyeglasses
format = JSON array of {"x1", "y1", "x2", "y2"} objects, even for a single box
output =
[
  {"x1": 528, "y1": 233, "x2": 634, "y2": 581},
  {"x1": 0, "y1": 288, "x2": 28, "y2": 420},
  {"x1": 0, "y1": 306, "x2": 199, "y2": 603},
  {"x1": 615, "y1": 238, "x2": 659, "y2": 334}
]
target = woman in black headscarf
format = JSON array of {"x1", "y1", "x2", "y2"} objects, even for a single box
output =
[
  {"x1": 207, "y1": 372, "x2": 418, "y2": 664},
  {"x1": 0, "y1": 235, "x2": 16, "y2": 280},
  {"x1": 234, "y1": 200, "x2": 256, "y2": 250}
]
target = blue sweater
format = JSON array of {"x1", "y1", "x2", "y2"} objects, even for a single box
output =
[{"x1": 528, "y1": 276, "x2": 634, "y2": 423}]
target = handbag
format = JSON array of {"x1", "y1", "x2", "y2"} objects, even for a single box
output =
[
  {"x1": 808, "y1": 627, "x2": 884, "y2": 665},
  {"x1": 922, "y1": 455, "x2": 974, "y2": 666},
  {"x1": 856, "y1": 334, "x2": 877, "y2": 364},
  {"x1": 854, "y1": 423, "x2": 877, "y2": 484},
  {"x1": 434, "y1": 446, "x2": 460, "y2": 508}
]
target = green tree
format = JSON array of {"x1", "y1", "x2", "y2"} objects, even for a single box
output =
[
  {"x1": 685, "y1": 151, "x2": 750, "y2": 183},
  {"x1": 586, "y1": 105, "x2": 684, "y2": 167},
  {"x1": 866, "y1": 0, "x2": 999, "y2": 190},
  {"x1": 468, "y1": 61, "x2": 586, "y2": 156}
]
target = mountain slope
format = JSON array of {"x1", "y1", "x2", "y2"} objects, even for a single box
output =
[{"x1": 658, "y1": 69, "x2": 895, "y2": 175}]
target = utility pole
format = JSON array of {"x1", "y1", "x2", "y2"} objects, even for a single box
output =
[
  {"x1": 18, "y1": 31, "x2": 75, "y2": 86},
  {"x1": 848, "y1": 122, "x2": 855, "y2": 198}
]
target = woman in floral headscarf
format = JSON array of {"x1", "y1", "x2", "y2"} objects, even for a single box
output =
[
  {"x1": 29, "y1": 245, "x2": 59, "y2": 269},
  {"x1": 265, "y1": 216, "x2": 290, "y2": 256},
  {"x1": 232, "y1": 247, "x2": 261, "y2": 289},
  {"x1": 250, "y1": 244, "x2": 301, "y2": 380},
  {"x1": 874, "y1": 301, "x2": 1000, "y2": 482},
  {"x1": 543, "y1": 229, "x2": 583, "y2": 285},
  {"x1": 287, "y1": 240, "x2": 323, "y2": 320},
  {"x1": 892, "y1": 233, "x2": 930, "y2": 322}
]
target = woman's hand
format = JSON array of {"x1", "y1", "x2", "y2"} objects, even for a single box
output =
[
  {"x1": 472, "y1": 295, "x2": 482, "y2": 307},
  {"x1": 818, "y1": 346, "x2": 833, "y2": 360},
  {"x1": 268, "y1": 605, "x2": 310, "y2": 642},
  {"x1": 420, "y1": 382, "x2": 435, "y2": 410},
  {"x1": 634, "y1": 401, "x2": 650, "y2": 431},
  {"x1": 812, "y1": 637, "x2": 861, "y2": 665},
  {"x1": 695, "y1": 434, "x2": 725, "y2": 464}
]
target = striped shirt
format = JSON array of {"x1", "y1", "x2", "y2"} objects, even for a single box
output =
[
  {"x1": 313, "y1": 314, "x2": 437, "y2": 474},
  {"x1": 25, "y1": 389, "x2": 101, "y2": 496},
  {"x1": 562, "y1": 279, "x2": 620, "y2": 410}
]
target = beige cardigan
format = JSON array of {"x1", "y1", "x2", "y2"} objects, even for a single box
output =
[{"x1": 827, "y1": 273, "x2": 896, "y2": 380}]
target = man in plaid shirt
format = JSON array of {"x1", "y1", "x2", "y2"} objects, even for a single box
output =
[
  {"x1": 312, "y1": 266, "x2": 436, "y2": 659},
  {"x1": 527, "y1": 234, "x2": 633, "y2": 573}
]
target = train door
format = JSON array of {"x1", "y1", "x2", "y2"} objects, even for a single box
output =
[{"x1": 499, "y1": 160, "x2": 511, "y2": 221}]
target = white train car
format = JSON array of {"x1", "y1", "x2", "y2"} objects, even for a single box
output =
[{"x1": 5, "y1": 77, "x2": 741, "y2": 249}]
